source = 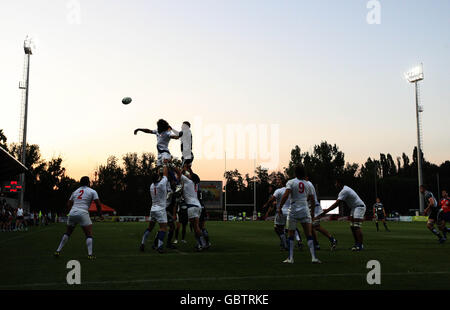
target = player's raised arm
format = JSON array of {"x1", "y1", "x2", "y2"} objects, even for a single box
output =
[
  {"x1": 134, "y1": 128, "x2": 156, "y2": 135},
  {"x1": 169, "y1": 127, "x2": 183, "y2": 140}
]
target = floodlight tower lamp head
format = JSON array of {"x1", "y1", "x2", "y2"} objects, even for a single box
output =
[
  {"x1": 405, "y1": 63, "x2": 424, "y2": 83},
  {"x1": 24, "y1": 35, "x2": 35, "y2": 55}
]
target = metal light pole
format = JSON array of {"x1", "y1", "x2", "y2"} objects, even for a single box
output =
[
  {"x1": 223, "y1": 151, "x2": 227, "y2": 221},
  {"x1": 405, "y1": 64, "x2": 425, "y2": 213},
  {"x1": 18, "y1": 36, "x2": 34, "y2": 210},
  {"x1": 253, "y1": 157, "x2": 257, "y2": 221}
]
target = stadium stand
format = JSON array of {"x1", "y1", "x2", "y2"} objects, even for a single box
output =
[{"x1": 0, "y1": 146, "x2": 28, "y2": 181}]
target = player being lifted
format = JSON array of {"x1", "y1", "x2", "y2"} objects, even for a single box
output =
[
  {"x1": 134, "y1": 119, "x2": 182, "y2": 176},
  {"x1": 373, "y1": 198, "x2": 390, "y2": 232},
  {"x1": 438, "y1": 189, "x2": 450, "y2": 240},
  {"x1": 180, "y1": 121, "x2": 194, "y2": 168},
  {"x1": 421, "y1": 184, "x2": 445, "y2": 243},
  {"x1": 140, "y1": 165, "x2": 171, "y2": 253},
  {"x1": 305, "y1": 176, "x2": 338, "y2": 251},
  {"x1": 279, "y1": 166, "x2": 321, "y2": 264},
  {"x1": 54, "y1": 176, "x2": 103, "y2": 259},
  {"x1": 318, "y1": 178, "x2": 366, "y2": 251}
]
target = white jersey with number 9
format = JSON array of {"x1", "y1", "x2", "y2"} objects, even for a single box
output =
[{"x1": 285, "y1": 178, "x2": 313, "y2": 212}]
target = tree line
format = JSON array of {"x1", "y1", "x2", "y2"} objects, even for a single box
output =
[
  {"x1": 1, "y1": 129, "x2": 449, "y2": 216},
  {"x1": 224, "y1": 142, "x2": 450, "y2": 216}
]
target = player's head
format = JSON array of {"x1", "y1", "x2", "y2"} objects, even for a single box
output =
[
  {"x1": 191, "y1": 173, "x2": 200, "y2": 185},
  {"x1": 151, "y1": 170, "x2": 161, "y2": 184},
  {"x1": 80, "y1": 176, "x2": 90, "y2": 187},
  {"x1": 182, "y1": 121, "x2": 191, "y2": 128},
  {"x1": 376, "y1": 197, "x2": 381, "y2": 203},
  {"x1": 276, "y1": 175, "x2": 287, "y2": 187},
  {"x1": 442, "y1": 190, "x2": 448, "y2": 198},
  {"x1": 157, "y1": 119, "x2": 170, "y2": 134},
  {"x1": 419, "y1": 184, "x2": 428, "y2": 193},
  {"x1": 294, "y1": 165, "x2": 305, "y2": 179},
  {"x1": 335, "y1": 177, "x2": 344, "y2": 190}
]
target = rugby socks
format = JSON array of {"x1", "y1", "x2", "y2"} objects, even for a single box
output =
[
  {"x1": 200, "y1": 236, "x2": 207, "y2": 247},
  {"x1": 202, "y1": 228, "x2": 210, "y2": 243},
  {"x1": 157, "y1": 230, "x2": 166, "y2": 248},
  {"x1": 288, "y1": 236, "x2": 295, "y2": 260},
  {"x1": 431, "y1": 228, "x2": 442, "y2": 239},
  {"x1": 280, "y1": 232, "x2": 287, "y2": 249},
  {"x1": 307, "y1": 236, "x2": 317, "y2": 260},
  {"x1": 295, "y1": 228, "x2": 302, "y2": 242},
  {"x1": 167, "y1": 230, "x2": 174, "y2": 244},
  {"x1": 375, "y1": 222, "x2": 379, "y2": 231},
  {"x1": 174, "y1": 227, "x2": 179, "y2": 240},
  {"x1": 86, "y1": 236, "x2": 93, "y2": 256},
  {"x1": 383, "y1": 222, "x2": 389, "y2": 231},
  {"x1": 141, "y1": 228, "x2": 151, "y2": 245},
  {"x1": 56, "y1": 233, "x2": 70, "y2": 252}
]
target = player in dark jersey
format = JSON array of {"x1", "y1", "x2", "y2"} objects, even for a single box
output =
[
  {"x1": 164, "y1": 189, "x2": 178, "y2": 249},
  {"x1": 373, "y1": 198, "x2": 390, "y2": 232},
  {"x1": 174, "y1": 199, "x2": 188, "y2": 244},
  {"x1": 437, "y1": 189, "x2": 450, "y2": 240},
  {"x1": 198, "y1": 187, "x2": 211, "y2": 249},
  {"x1": 421, "y1": 185, "x2": 445, "y2": 243}
]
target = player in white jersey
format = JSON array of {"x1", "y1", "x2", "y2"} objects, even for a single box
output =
[
  {"x1": 262, "y1": 177, "x2": 303, "y2": 251},
  {"x1": 318, "y1": 178, "x2": 366, "y2": 251},
  {"x1": 180, "y1": 121, "x2": 194, "y2": 168},
  {"x1": 15, "y1": 206, "x2": 25, "y2": 231},
  {"x1": 279, "y1": 166, "x2": 321, "y2": 264},
  {"x1": 177, "y1": 165, "x2": 207, "y2": 251},
  {"x1": 54, "y1": 177, "x2": 103, "y2": 259},
  {"x1": 140, "y1": 165, "x2": 171, "y2": 253},
  {"x1": 304, "y1": 176, "x2": 338, "y2": 251},
  {"x1": 134, "y1": 119, "x2": 182, "y2": 167}
]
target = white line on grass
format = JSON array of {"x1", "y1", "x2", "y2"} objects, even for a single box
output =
[{"x1": 1, "y1": 271, "x2": 449, "y2": 289}]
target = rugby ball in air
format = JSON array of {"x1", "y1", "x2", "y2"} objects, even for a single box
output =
[{"x1": 122, "y1": 97, "x2": 132, "y2": 105}]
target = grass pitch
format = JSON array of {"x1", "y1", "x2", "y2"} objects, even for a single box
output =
[{"x1": 0, "y1": 220, "x2": 448, "y2": 290}]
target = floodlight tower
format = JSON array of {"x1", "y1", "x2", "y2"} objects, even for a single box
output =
[
  {"x1": 18, "y1": 36, "x2": 35, "y2": 209},
  {"x1": 405, "y1": 63, "x2": 425, "y2": 213}
]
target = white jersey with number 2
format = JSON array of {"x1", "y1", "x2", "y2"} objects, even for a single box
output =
[{"x1": 69, "y1": 186, "x2": 99, "y2": 215}]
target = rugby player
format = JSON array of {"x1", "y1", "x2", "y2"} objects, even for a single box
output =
[
  {"x1": 373, "y1": 198, "x2": 390, "y2": 232},
  {"x1": 180, "y1": 121, "x2": 194, "y2": 168},
  {"x1": 140, "y1": 165, "x2": 170, "y2": 253},
  {"x1": 174, "y1": 198, "x2": 188, "y2": 244},
  {"x1": 279, "y1": 166, "x2": 321, "y2": 264},
  {"x1": 198, "y1": 186, "x2": 211, "y2": 249},
  {"x1": 318, "y1": 178, "x2": 366, "y2": 251},
  {"x1": 262, "y1": 178, "x2": 304, "y2": 251},
  {"x1": 421, "y1": 185, "x2": 445, "y2": 243},
  {"x1": 54, "y1": 176, "x2": 103, "y2": 259},
  {"x1": 134, "y1": 119, "x2": 182, "y2": 167},
  {"x1": 177, "y1": 165, "x2": 206, "y2": 251},
  {"x1": 15, "y1": 205, "x2": 25, "y2": 231},
  {"x1": 438, "y1": 190, "x2": 450, "y2": 240},
  {"x1": 305, "y1": 176, "x2": 338, "y2": 251}
]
